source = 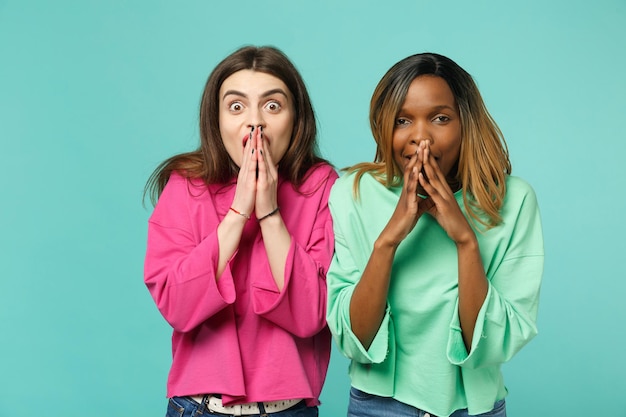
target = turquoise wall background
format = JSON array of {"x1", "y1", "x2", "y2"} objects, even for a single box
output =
[{"x1": 1, "y1": 0, "x2": 625, "y2": 415}]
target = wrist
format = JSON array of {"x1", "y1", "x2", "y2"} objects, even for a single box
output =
[
  {"x1": 373, "y1": 235, "x2": 400, "y2": 252},
  {"x1": 455, "y1": 234, "x2": 478, "y2": 250},
  {"x1": 257, "y1": 206, "x2": 280, "y2": 222},
  {"x1": 228, "y1": 207, "x2": 250, "y2": 222}
]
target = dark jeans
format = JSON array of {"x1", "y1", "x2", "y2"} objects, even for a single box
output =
[{"x1": 347, "y1": 387, "x2": 506, "y2": 417}]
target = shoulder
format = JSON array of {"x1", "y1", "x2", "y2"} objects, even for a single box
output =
[
  {"x1": 308, "y1": 162, "x2": 339, "y2": 182},
  {"x1": 297, "y1": 163, "x2": 339, "y2": 194},
  {"x1": 505, "y1": 175, "x2": 539, "y2": 203},
  {"x1": 154, "y1": 172, "x2": 209, "y2": 212},
  {"x1": 157, "y1": 171, "x2": 188, "y2": 201},
  {"x1": 333, "y1": 170, "x2": 357, "y2": 187},
  {"x1": 331, "y1": 170, "x2": 387, "y2": 198},
  {"x1": 160, "y1": 171, "x2": 206, "y2": 197},
  {"x1": 329, "y1": 171, "x2": 389, "y2": 211},
  {"x1": 149, "y1": 173, "x2": 190, "y2": 223},
  {"x1": 329, "y1": 171, "x2": 357, "y2": 201},
  {"x1": 506, "y1": 175, "x2": 534, "y2": 192},
  {"x1": 500, "y1": 176, "x2": 541, "y2": 221}
]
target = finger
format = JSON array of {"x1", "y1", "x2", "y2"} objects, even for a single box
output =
[
  {"x1": 258, "y1": 126, "x2": 272, "y2": 178},
  {"x1": 423, "y1": 149, "x2": 446, "y2": 184},
  {"x1": 261, "y1": 129, "x2": 278, "y2": 176},
  {"x1": 258, "y1": 128, "x2": 275, "y2": 176},
  {"x1": 403, "y1": 153, "x2": 420, "y2": 196},
  {"x1": 418, "y1": 155, "x2": 446, "y2": 201},
  {"x1": 256, "y1": 139, "x2": 269, "y2": 182},
  {"x1": 253, "y1": 125, "x2": 261, "y2": 151},
  {"x1": 406, "y1": 166, "x2": 419, "y2": 196},
  {"x1": 232, "y1": 133, "x2": 258, "y2": 214},
  {"x1": 416, "y1": 146, "x2": 426, "y2": 178},
  {"x1": 418, "y1": 171, "x2": 438, "y2": 199},
  {"x1": 421, "y1": 151, "x2": 451, "y2": 197},
  {"x1": 249, "y1": 133, "x2": 259, "y2": 174},
  {"x1": 238, "y1": 134, "x2": 254, "y2": 179},
  {"x1": 405, "y1": 150, "x2": 420, "y2": 178},
  {"x1": 236, "y1": 145, "x2": 257, "y2": 191}
]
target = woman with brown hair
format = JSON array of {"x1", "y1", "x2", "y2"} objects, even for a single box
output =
[
  {"x1": 144, "y1": 45, "x2": 337, "y2": 417},
  {"x1": 326, "y1": 52, "x2": 544, "y2": 417}
]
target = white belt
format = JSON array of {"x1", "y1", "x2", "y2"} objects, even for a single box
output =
[{"x1": 190, "y1": 395, "x2": 302, "y2": 415}]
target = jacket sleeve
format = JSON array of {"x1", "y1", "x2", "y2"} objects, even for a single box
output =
[
  {"x1": 251, "y1": 167, "x2": 339, "y2": 338},
  {"x1": 447, "y1": 184, "x2": 544, "y2": 369},
  {"x1": 144, "y1": 174, "x2": 236, "y2": 333},
  {"x1": 325, "y1": 177, "x2": 391, "y2": 364}
]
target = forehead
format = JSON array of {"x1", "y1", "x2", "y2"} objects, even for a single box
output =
[
  {"x1": 402, "y1": 75, "x2": 456, "y2": 108},
  {"x1": 220, "y1": 69, "x2": 290, "y2": 97}
]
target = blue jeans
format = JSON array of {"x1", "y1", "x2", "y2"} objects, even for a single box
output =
[
  {"x1": 347, "y1": 387, "x2": 506, "y2": 417},
  {"x1": 166, "y1": 396, "x2": 318, "y2": 417}
]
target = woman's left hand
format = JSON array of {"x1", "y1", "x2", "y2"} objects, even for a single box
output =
[
  {"x1": 419, "y1": 147, "x2": 475, "y2": 245},
  {"x1": 253, "y1": 127, "x2": 279, "y2": 219}
]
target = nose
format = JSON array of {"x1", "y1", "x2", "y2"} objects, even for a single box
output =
[
  {"x1": 409, "y1": 122, "x2": 433, "y2": 147},
  {"x1": 246, "y1": 107, "x2": 266, "y2": 130}
]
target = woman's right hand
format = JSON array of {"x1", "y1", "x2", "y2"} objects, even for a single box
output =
[
  {"x1": 230, "y1": 128, "x2": 259, "y2": 217},
  {"x1": 350, "y1": 144, "x2": 431, "y2": 348},
  {"x1": 216, "y1": 129, "x2": 258, "y2": 277},
  {"x1": 381, "y1": 142, "x2": 432, "y2": 247}
]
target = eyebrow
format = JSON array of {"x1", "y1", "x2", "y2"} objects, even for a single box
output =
[
  {"x1": 398, "y1": 104, "x2": 458, "y2": 114},
  {"x1": 432, "y1": 104, "x2": 457, "y2": 112},
  {"x1": 222, "y1": 88, "x2": 289, "y2": 101}
]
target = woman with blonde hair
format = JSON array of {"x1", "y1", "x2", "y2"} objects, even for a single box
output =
[
  {"x1": 144, "y1": 45, "x2": 337, "y2": 417},
  {"x1": 326, "y1": 52, "x2": 543, "y2": 417}
]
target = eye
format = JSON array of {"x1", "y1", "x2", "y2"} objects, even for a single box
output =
[
  {"x1": 228, "y1": 101, "x2": 244, "y2": 112},
  {"x1": 433, "y1": 115, "x2": 451, "y2": 123},
  {"x1": 395, "y1": 117, "x2": 410, "y2": 126},
  {"x1": 264, "y1": 100, "x2": 282, "y2": 113}
]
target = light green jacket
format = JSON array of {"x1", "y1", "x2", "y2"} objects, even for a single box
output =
[{"x1": 326, "y1": 172, "x2": 544, "y2": 417}]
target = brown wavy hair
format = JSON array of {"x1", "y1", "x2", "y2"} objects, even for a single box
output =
[
  {"x1": 348, "y1": 52, "x2": 511, "y2": 228},
  {"x1": 145, "y1": 45, "x2": 328, "y2": 205}
]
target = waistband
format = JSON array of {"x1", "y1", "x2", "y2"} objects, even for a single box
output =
[{"x1": 190, "y1": 395, "x2": 303, "y2": 415}]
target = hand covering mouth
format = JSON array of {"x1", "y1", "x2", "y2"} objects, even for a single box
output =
[
  {"x1": 242, "y1": 133, "x2": 252, "y2": 148},
  {"x1": 242, "y1": 127, "x2": 269, "y2": 148}
]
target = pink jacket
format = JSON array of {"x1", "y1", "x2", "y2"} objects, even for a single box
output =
[{"x1": 144, "y1": 164, "x2": 338, "y2": 406}]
